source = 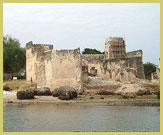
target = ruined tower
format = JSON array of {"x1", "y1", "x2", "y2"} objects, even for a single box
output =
[
  {"x1": 26, "y1": 41, "x2": 83, "y2": 93},
  {"x1": 26, "y1": 41, "x2": 53, "y2": 83},
  {"x1": 105, "y1": 37, "x2": 126, "y2": 59}
]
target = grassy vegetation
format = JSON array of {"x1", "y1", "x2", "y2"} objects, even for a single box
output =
[{"x1": 4, "y1": 79, "x2": 36, "y2": 90}]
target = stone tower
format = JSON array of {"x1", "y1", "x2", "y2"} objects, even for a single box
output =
[
  {"x1": 26, "y1": 41, "x2": 53, "y2": 83},
  {"x1": 105, "y1": 37, "x2": 126, "y2": 59},
  {"x1": 26, "y1": 41, "x2": 83, "y2": 93}
]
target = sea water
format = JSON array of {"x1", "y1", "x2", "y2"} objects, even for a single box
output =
[{"x1": 3, "y1": 103, "x2": 160, "y2": 132}]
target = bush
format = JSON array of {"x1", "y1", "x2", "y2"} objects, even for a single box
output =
[
  {"x1": 82, "y1": 48, "x2": 104, "y2": 54},
  {"x1": 144, "y1": 62, "x2": 158, "y2": 80},
  {"x1": 156, "y1": 91, "x2": 160, "y2": 99}
]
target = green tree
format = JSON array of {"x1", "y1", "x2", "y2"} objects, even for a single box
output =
[
  {"x1": 82, "y1": 48, "x2": 104, "y2": 54},
  {"x1": 3, "y1": 36, "x2": 25, "y2": 73},
  {"x1": 144, "y1": 62, "x2": 158, "y2": 80}
]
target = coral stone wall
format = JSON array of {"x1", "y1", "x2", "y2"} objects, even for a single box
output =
[
  {"x1": 26, "y1": 42, "x2": 83, "y2": 93},
  {"x1": 49, "y1": 49, "x2": 83, "y2": 93},
  {"x1": 151, "y1": 68, "x2": 160, "y2": 83},
  {"x1": 126, "y1": 50, "x2": 143, "y2": 58},
  {"x1": 26, "y1": 42, "x2": 37, "y2": 83},
  {"x1": 26, "y1": 41, "x2": 53, "y2": 83},
  {"x1": 81, "y1": 54, "x2": 145, "y2": 82}
]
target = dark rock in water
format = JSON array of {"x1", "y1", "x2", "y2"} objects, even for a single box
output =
[
  {"x1": 101, "y1": 97, "x2": 104, "y2": 99},
  {"x1": 17, "y1": 90, "x2": 35, "y2": 100},
  {"x1": 121, "y1": 92, "x2": 137, "y2": 99},
  {"x1": 52, "y1": 86, "x2": 77, "y2": 100},
  {"x1": 34, "y1": 87, "x2": 52, "y2": 96},
  {"x1": 97, "y1": 90, "x2": 115, "y2": 95},
  {"x1": 3, "y1": 85, "x2": 12, "y2": 91}
]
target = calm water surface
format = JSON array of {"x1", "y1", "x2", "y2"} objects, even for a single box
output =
[{"x1": 3, "y1": 103, "x2": 160, "y2": 132}]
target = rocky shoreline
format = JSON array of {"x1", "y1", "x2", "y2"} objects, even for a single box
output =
[
  {"x1": 3, "y1": 77, "x2": 160, "y2": 107},
  {"x1": 3, "y1": 91, "x2": 160, "y2": 106}
]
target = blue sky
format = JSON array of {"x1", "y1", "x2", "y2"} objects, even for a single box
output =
[{"x1": 3, "y1": 3, "x2": 160, "y2": 66}]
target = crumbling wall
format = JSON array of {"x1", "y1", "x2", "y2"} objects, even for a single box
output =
[
  {"x1": 81, "y1": 54, "x2": 105, "y2": 78},
  {"x1": 26, "y1": 41, "x2": 53, "y2": 83},
  {"x1": 81, "y1": 54, "x2": 104, "y2": 61},
  {"x1": 151, "y1": 68, "x2": 160, "y2": 83},
  {"x1": 100, "y1": 58, "x2": 137, "y2": 82},
  {"x1": 126, "y1": 50, "x2": 142, "y2": 58},
  {"x1": 26, "y1": 42, "x2": 83, "y2": 93},
  {"x1": 35, "y1": 62, "x2": 46, "y2": 88},
  {"x1": 49, "y1": 49, "x2": 83, "y2": 93},
  {"x1": 44, "y1": 50, "x2": 53, "y2": 88},
  {"x1": 82, "y1": 55, "x2": 145, "y2": 82},
  {"x1": 126, "y1": 50, "x2": 145, "y2": 79},
  {"x1": 105, "y1": 57, "x2": 145, "y2": 81},
  {"x1": 26, "y1": 41, "x2": 37, "y2": 82}
]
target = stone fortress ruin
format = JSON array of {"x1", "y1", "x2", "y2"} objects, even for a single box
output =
[{"x1": 26, "y1": 37, "x2": 145, "y2": 93}]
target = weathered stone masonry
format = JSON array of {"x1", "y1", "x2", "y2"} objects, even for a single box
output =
[
  {"x1": 26, "y1": 37, "x2": 145, "y2": 93},
  {"x1": 26, "y1": 41, "x2": 83, "y2": 93},
  {"x1": 82, "y1": 53, "x2": 145, "y2": 82}
]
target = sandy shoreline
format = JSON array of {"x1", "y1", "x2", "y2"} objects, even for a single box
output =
[{"x1": 3, "y1": 91, "x2": 160, "y2": 106}]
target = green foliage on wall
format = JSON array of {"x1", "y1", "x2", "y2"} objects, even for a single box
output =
[
  {"x1": 82, "y1": 48, "x2": 104, "y2": 54},
  {"x1": 144, "y1": 62, "x2": 158, "y2": 80}
]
